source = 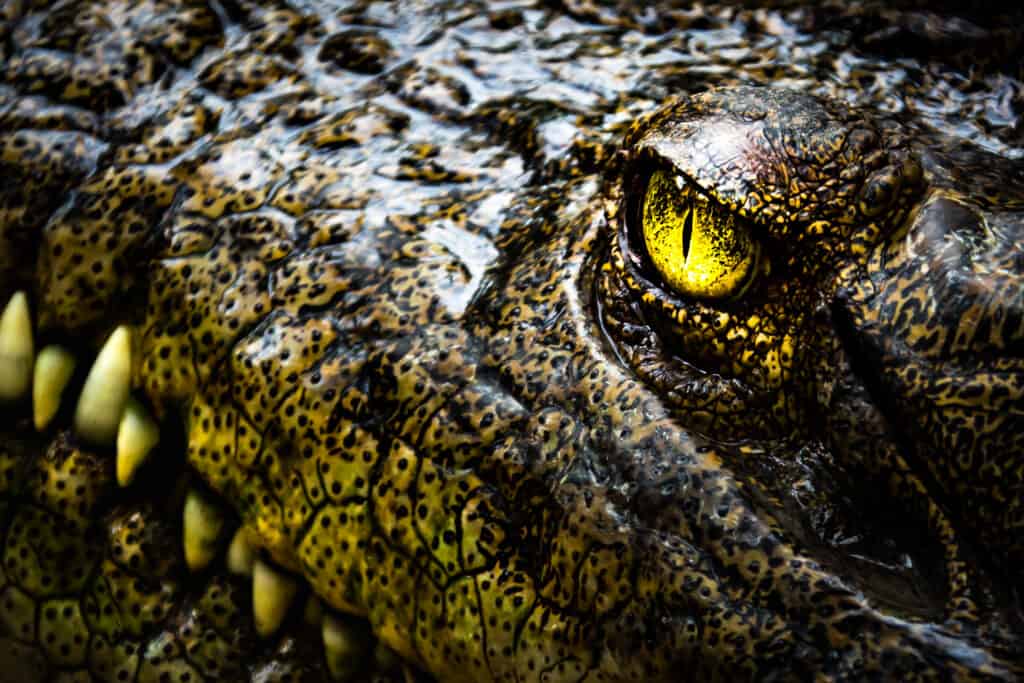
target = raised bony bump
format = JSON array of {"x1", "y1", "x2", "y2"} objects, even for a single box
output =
[
  {"x1": 73, "y1": 325, "x2": 133, "y2": 445},
  {"x1": 32, "y1": 345, "x2": 76, "y2": 430},
  {"x1": 116, "y1": 398, "x2": 160, "y2": 486},
  {"x1": 252, "y1": 558, "x2": 298, "y2": 638},
  {"x1": 0, "y1": 291, "x2": 34, "y2": 402}
]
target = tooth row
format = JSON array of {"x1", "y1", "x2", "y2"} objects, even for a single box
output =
[
  {"x1": 2, "y1": 291, "x2": 162, "y2": 488},
  {"x1": 12, "y1": 289, "x2": 387, "y2": 677},
  {"x1": 216, "y1": 515, "x2": 382, "y2": 678}
]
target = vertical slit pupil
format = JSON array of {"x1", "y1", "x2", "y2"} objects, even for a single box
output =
[{"x1": 681, "y1": 206, "x2": 693, "y2": 260}]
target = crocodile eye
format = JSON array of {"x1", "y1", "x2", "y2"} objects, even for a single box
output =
[{"x1": 641, "y1": 168, "x2": 760, "y2": 299}]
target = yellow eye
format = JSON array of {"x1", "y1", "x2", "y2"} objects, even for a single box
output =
[{"x1": 641, "y1": 169, "x2": 759, "y2": 299}]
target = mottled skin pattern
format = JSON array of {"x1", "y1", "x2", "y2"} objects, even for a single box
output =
[{"x1": 1, "y1": 1, "x2": 1023, "y2": 682}]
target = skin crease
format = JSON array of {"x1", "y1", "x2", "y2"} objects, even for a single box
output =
[{"x1": 0, "y1": 1, "x2": 1023, "y2": 682}]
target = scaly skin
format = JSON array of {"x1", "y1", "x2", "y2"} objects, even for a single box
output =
[{"x1": 1, "y1": 1, "x2": 1022, "y2": 681}]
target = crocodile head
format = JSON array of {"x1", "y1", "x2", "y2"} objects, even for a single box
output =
[{"x1": 1, "y1": 2, "x2": 1022, "y2": 681}]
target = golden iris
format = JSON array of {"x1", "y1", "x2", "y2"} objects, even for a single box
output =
[{"x1": 641, "y1": 169, "x2": 759, "y2": 299}]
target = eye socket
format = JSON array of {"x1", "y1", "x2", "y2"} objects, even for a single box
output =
[{"x1": 641, "y1": 169, "x2": 760, "y2": 300}]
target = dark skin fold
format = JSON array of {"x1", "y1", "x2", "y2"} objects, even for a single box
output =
[{"x1": 0, "y1": 1, "x2": 1022, "y2": 681}]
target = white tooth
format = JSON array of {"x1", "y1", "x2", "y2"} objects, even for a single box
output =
[
  {"x1": 183, "y1": 489, "x2": 225, "y2": 571},
  {"x1": 226, "y1": 527, "x2": 255, "y2": 576},
  {"x1": 73, "y1": 325, "x2": 133, "y2": 445},
  {"x1": 116, "y1": 398, "x2": 159, "y2": 486},
  {"x1": 322, "y1": 613, "x2": 370, "y2": 681},
  {"x1": 253, "y1": 558, "x2": 298, "y2": 638},
  {"x1": 0, "y1": 291, "x2": 34, "y2": 402},
  {"x1": 32, "y1": 345, "x2": 76, "y2": 430}
]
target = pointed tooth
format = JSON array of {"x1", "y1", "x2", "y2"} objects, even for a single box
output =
[
  {"x1": 73, "y1": 325, "x2": 133, "y2": 445},
  {"x1": 0, "y1": 291, "x2": 34, "y2": 402},
  {"x1": 226, "y1": 527, "x2": 255, "y2": 576},
  {"x1": 252, "y1": 558, "x2": 298, "y2": 638},
  {"x1": 32, "y1": 345, "x2": 76, "y2": 430},
  {"x1": 116, "y1": 398, "x2": 159, "y2": 486},
  {"x1": 322, "y1": 613, "x2": 371, "y2": 681},
  {"x1": 183, "y1": 489, "x2": 225, "y2": 571}
]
